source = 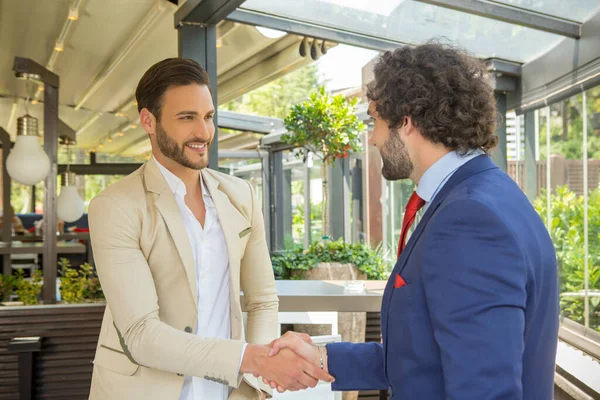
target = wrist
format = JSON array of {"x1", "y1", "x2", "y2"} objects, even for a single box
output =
[{"x1": 321, "y1": 345, "x2": 329, "y2": 373}]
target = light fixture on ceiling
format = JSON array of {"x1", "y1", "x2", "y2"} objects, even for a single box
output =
[
  {"x1": 256, "y1": 26, "x2": 286, "y2": 39},
  {"x1": 57, "y1": 172, "x2": 85, "y2": 223},
  {"x1": 54, "y1": 40, "x2": 65, "y2": 52},
  {"x1": 6, "y1": 113, "x2": 51, "y2": 186},
  {"x1": 68, "y1": 5, "x2": 79, "y2": 20},
  {"x1": 57, "y1": 142, "x2": 85, "y2": 223}
]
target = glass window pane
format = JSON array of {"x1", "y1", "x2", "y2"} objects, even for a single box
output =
[
  {"x1": 533, "y1": 92, "x2": 600, "y2": 330},
  {"x1": 585, "y1": 85, "x2": 600, "y2": 330},
  {"x1": 491, "y1": 0, "x2": 600, "y2": 23},
  {"x1": 242, "y1": 0, "x2": 564, "y2": 62},
  {"x1": 507, "y1": 111, "x2": 525, "y2": 190}
]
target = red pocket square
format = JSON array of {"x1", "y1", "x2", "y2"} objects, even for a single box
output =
[{"x1": 394, "y1": 273, "x2": 407, "y2": 288}]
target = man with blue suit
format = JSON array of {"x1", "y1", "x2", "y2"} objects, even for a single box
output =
[{"x1": 267, "y1": 43, "x2": 559, "y2": 399}]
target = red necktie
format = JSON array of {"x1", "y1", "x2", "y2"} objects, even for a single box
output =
[{"x1": 397, "y1": 191, "x2": 426, "y2": 258}]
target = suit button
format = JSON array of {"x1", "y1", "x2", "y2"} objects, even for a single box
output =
[
  {"x1": 177, "y1": 373, "x2": 183, "y2": 377},
  {"x1": 184, "y1": 326, "x2": 192, "y2": 333}
]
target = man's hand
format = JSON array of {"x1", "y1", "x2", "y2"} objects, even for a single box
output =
[
  {"x1": 268, "y1": 332, "x2": 321, "y2": 366},
  {"x1": 263, "y1": 331, "x2": 331, "y2": 392},
  {"x1": 241, "y1": 343, "x2": 333, "y2": 392}
]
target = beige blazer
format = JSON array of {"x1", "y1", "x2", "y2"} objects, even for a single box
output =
[{"x1": 88, "y1": 159, "x2": 279, "y2": 399}]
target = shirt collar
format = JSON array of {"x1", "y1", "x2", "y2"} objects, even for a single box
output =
[
  {"x1": 416, "y1": 149, "x2": 484, "y2": 203},
  {"x1": 151, "y1": 155, "x2": 212, "y2": 202}
]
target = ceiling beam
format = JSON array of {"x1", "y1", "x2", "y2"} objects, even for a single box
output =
[
  {"x1": 219, "y1": 110, "x2": 285, "y2": 134},
  {"x1": 415, "y1": 0, "x2": 580, "y2": 39},
  {"x1": 175, "y1": 0, "x2": 247, "y2": 27},
  {"x1": 226, "y1": 9, "x2": 406, "y2": 51}
]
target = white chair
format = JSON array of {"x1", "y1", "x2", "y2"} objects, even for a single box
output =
[
  {"x1": 277, "y1": 312, "x2": 339, "y2": 336},
  {"x1": 10, "y1": 252, "x2": 39, "y2": 275}
]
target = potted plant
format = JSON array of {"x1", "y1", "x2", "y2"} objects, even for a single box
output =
[{"x1": 283, "y1": 86, "x2": 364, "y2": 240}]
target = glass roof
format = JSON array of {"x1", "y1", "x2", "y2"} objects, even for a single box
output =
[
  {"x1": 240, "y1": 0, "x2": 585, "y2": 63},
  {"x1": 491, "y1": 0, "x2": 600, "y2": 23}
]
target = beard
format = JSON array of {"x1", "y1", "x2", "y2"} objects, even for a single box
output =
[
  {"x1": 155, "y1": 122, "x2": 210, "y2": 170},
  {"x1": 380, "y1": 127, "x2": 413, "y2": 181}
]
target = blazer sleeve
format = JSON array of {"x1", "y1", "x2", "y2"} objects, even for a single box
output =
[
  {"x1": 327, "y1": 342, "x2": 388, "y2": 391},
  {"x1": 89, "y1": 194, "x2": 246, "y2": 388},
  {"x1": 237, "y1": 181, "x2": 280, "y2": 397},
  {"x1": 421, "y1": 199, "x2": 527, "y2": 400}
]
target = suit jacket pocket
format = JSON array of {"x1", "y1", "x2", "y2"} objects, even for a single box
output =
[{"x1": 94, "y1": 344, "x2": 140, "y2": 376}]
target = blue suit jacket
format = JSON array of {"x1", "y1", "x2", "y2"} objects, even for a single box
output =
[{"x1": 327, "y1": 155, "x2": 559, "y2": 400}]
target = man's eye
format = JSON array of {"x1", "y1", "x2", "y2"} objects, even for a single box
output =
[{"x1": 205, "y1": 114, "x2": 214, "y2": 120}]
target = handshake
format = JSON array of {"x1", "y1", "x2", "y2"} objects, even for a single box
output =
[{"x1": 240, "y1": 331, "x2": 335, "y2": 393}]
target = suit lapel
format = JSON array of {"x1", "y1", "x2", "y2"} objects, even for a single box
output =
[
  {"x1": 201, "y1": 170, "x2": 249, "y2": 319},
  {"x1": 144, "y1": 159, "x2": 197, "y2": 310},
  {"x1": 394, "y1": 154, "x2": 498, "y2": 276}
]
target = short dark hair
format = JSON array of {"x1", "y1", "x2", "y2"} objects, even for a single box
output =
[
  {"x1": 366, "y1": 42, "x2": 498, "y2": 153},
  {"x1": 135, "y1": 58, "x2": 210, "y2": 121}
]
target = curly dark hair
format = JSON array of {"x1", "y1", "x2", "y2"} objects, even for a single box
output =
[{"x1": 366, "y1": 42, "x2": 498, "y2": 153}]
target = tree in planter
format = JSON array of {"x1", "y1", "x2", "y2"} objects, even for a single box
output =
[{"x1": 283, "y1": 86, "x2": 364, "y2": 239}]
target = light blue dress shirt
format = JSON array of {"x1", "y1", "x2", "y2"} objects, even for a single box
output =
[{"x1": 416, "y1": 148, "x2": 485, "y2": 214}]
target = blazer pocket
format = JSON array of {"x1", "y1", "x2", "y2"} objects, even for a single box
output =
[
  {"x1": 239, "y1": 227, "x2": 252, "y2": 238},
  {"x1": 94, "y1": 344, "x2": 140, "y2": 376}
]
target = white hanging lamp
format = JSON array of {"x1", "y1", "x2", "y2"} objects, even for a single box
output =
[
  {"x1": 6, "y1": 113, "x2": 51, "y2": 185},
  {"x1": 56, "y1": 144, "x2": 84, "y2": 223}
]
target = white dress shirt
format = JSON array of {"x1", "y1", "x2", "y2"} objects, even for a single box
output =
[{"x1": 153, "y1": 157, "x2": 245, "y2": 400}]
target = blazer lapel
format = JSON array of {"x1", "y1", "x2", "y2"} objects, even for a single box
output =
[
  {"x1": 395, "y1": 154, "x2": 498, "y2": 275},
  {"x1": 144, "y1": 159, "x2": 197, "y2": 310},
  {"x1": 201, "y1": 170, "x2": 249, "y2": 319}
]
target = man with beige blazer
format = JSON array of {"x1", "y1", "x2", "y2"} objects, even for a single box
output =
[{"x1": 88, "y1": 58, "x2": 332, "y2": 400}]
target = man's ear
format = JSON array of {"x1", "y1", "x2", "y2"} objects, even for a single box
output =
[
  {"x1": 403, "y1": 116, "x2": 417, "y2": 136},
  {"x1": 139, "y1": 108, "x2": 156, "y2": 136}
]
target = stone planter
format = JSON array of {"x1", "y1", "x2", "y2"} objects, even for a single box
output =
[{"x1": 293, "y1": 263, "x2": 366, "y2": 400}]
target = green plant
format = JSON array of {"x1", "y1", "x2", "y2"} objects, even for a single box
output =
[
  {"x1": 272, "y1": 238, "x2": 388, "y2": 280},
  {"x1": 283, "y1": 87, "x2": 364, "y2": 238},
  {"x1": 14, "y1": 269, "x2": 43, "y2": 305},
  {"x1": 0, "y1": 273, "x2": 18, "y2": 302},
  {"x1": 534, "y1": 186, "x2": 600, "y2": 331},
  {"x1": 59, "y1": 258, "x2": 104, "y2": 303}
]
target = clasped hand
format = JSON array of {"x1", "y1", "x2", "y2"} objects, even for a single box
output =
[{"x1": 253, "y1": 331, "x2": 334, "y2": 393}]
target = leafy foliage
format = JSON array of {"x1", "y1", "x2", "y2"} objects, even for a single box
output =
[
  {"x1": 14, "y1": 269, "x2": 43, "y2": 305},
  {"x1": 0, "y1": 258, "x2": 103, "y2": 305},
  {"x1": 282, "y1": 86, "x2": 364, "y2": 165},
  {"x1": 534, "y1": 186, "x2": 600, "y2": 331},
  {"x1": 272, "y1": 238, "x2": 388, "y2": 281},
  {"x1": 0, "y1": 273, "x2": 17, "y2": 301},
  {"x1": 59, "y1": 258, "x2": 104, "y2": 303}
]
